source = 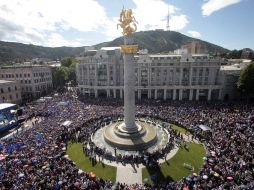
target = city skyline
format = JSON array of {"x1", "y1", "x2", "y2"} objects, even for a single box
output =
[{"x1": 0, "y1": 0, "x2": 253, "y2": 50}]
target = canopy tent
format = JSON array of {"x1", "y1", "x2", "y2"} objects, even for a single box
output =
[
  {"x1": 198, "y1": 124, "x2": 212, "y2": 132},
  {"x1": 61, "y1": 120, "x2": 72, "y2": 127},
  {"x1": 35, "y1": 98, "x2": 46, "y2": 103},
  {"x1": 57, "y1": 101, "x2": 68, "y2": 106}
]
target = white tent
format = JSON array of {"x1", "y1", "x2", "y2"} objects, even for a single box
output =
[
  {"x1": 198, "y1": 125, "x2": 212, "y2": 132},
  {"x1": 61, "y1": 120, "x2": 72, "y2": 127}
]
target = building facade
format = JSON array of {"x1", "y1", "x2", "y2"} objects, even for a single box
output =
[
  {"x1": 0, "y1": 80, "x2": 21, "y2": 104},
  {"x1": 77, "y1": 48, "x2": 223, "y2": 101},
  {"x1": 181, "y1": 41, "x2": 208, "y2": 54},
  {"x1": 0, "y1": 65, "x2": 53, "y2": 100}
]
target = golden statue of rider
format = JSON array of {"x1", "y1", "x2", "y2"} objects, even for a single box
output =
[{"x1": 117, "y1": 7, "x2": 138, "y2": 36}]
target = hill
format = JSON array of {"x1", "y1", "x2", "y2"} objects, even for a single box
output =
[
  {"x1": 0, "y1": 30, "x2": 229, "y2": 64},
  {"x1": 95, "y1": 30, "x2": 229, "y2": 54},
  {"x1": 0, "y1": 41, "x2": 86, "y2": 64}
]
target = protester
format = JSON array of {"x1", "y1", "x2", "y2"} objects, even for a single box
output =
[{"x1": 0, "y1": 90, "x2": 253, "y2": 190}]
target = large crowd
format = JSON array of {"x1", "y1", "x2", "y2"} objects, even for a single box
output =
[{"x1": 0, "y1": 91, "x2": 253, "y2": 190}]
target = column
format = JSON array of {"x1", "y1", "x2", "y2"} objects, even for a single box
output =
[
  {"x1": 148, "y1": 89, "x2": 151, "y2": 99},
  {"x1": 113, "y1": 89, "x2": 116, "y2": 98},
  {"x1": 173, "y1": 89, "x2": 176, "y2": 100},
  {"x1": 208, "y1": 88, "x2": 212, "y2": 101},
  {"x1": 219, "y1": 89, "x2": 222, "y2": 100},
  {"x1": 196, "y1": 89, "x2": 199, "y2": 101},
  {"x1": 179, "y1": 66, "x2": 183, "y2": 85},
  {"x1": 123, "y1": 36, "x2": 137, "y2": 132},
  {"x1": 95, "y1": 89, "x2": 98, "y2": 98},
  {"x1": 189, "y1": 89, "x2": 193, "y2": 101},
  {"x1": 120, "y1": 89, "x2": 123, "y2": 99},
  {"x1": 107, "y1": 89, "x2": 110, "y2": 97},
  {"x1": 155, "y1": 89, "x2": 158, "y2": 100},
  {"x1": 138, "y1": 89, "x2": 141, "y2": 100},
  {"x1": 189, "y1": 67, "x2": 193, "y2": 86},
  {"x1": 163, "y1": 89, "x2": 167, "y2": 100},
  {"x1": 179, "y1": 89, "x2": 183, "y2": 100}
]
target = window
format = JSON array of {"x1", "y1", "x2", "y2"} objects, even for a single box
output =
[
  {"x1": 9, "y1": 95, "x2": 12, "y2": 100},
  {"x1": 20, "y1": 74, "x2": 22, "y2": 77},
  {"x1": 16, "y1": 74, "x2": 18, "y2": 78},
  {"x1": 1, "y1": 88, "x2": 3, "y2": 93},
  {"x1": 24, "y1": 74, "x2": 26, "y2": 77},
  {"x1": 15, "y1": 86, "x2": 17, "y2": 91},
  {"x1": 8, "y1": 87, "x2": 11, "y2": 92},
  {"x1": 16, "y1": 93, "x2": 19, "y2": 99},
  {"x1": 28, "y1": 74, "x2": 30, "y2": 77}
]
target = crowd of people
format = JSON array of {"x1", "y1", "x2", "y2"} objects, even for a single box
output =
[{"x1": 0, "y1": 91, "x2": 253, "y2": 190}]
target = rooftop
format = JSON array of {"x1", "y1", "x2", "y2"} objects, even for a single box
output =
[
  {"x1": 0, "y1": 103, "x2": 16, "y2": 110},
  {"x1": 0, "y1": 80, "x2": 16, "y2": 84}
]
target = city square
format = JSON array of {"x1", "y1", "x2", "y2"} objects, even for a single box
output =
[{"x1": 0, "y1": 1, "x2": 254, "y2": 190}]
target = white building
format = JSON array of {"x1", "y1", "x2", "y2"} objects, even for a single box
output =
[
  {"x1": 77, "y1": 48, "x2": 224, "y2": 101},
  {"x1": 0, "y1": 80, "x2": 21, "y2": 104},
  {"x1": 0, "y1": 65, "x2": 53, "y2": 99}
]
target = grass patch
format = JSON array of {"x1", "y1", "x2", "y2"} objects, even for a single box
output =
[
  {"x1": 142, "y1": 142, "x2": 205, "y2": 183},
  {"x1": 169, "y1": 124, "x2": 191, "y2": 135},
  {"x1": 67, "y1": 142, "x2": 116, "y2": 182}
]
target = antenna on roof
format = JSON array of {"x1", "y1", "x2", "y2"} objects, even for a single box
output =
[{"x1": 166, "y1": 5, "x2": 170, "y2": 31}]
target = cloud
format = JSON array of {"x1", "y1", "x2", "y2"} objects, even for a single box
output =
[
  {"x1": 0, "y1": 0, "x2": 108, "y2": 45},
  {"x1": 188, "y1": 30, "x2": 201, "y2": 38},
  {"x1": 169, "y1": 15, "x2": 188, "y2": 31},
  {"x1": 103, "y1": 0, "x2": 189, "y2": 41},
  {"x1": 202, "y1": 0, "x2": 241, "y2": 16},
  {"x1": 0, "y1": 0, "x2": 189, "y2": 46},
  {"x1": 45, "y1": 33, "x2": 81, "y2": 47}
]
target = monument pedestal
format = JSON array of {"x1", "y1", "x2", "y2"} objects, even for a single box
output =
[{"x1": 103, "y1": 121, "x2": 157, "y2": 150}]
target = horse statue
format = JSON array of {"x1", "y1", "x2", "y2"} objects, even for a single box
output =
[{"x1": 117, "y1": 8, "x2": 138, "y2": 36}]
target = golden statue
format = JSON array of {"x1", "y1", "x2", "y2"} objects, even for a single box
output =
[{"x1": 117, "y1": 8, "x2": 138, "y2": 36}]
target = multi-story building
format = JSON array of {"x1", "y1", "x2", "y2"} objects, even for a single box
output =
[
  {"x1": 76, "y1": 47, "x2": 223, "y2": 101},
  {"x1": 0, "y1": 65, "x2": 53, "y2": 99},
  {"x1": 0, "y1": 80, "x2": 21, "y2": 104},
  {"x1": 181, "y1": 41, "x2": 208, "y2": 54}
]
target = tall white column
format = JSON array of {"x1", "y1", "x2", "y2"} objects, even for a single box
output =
[
  {"x1": 163, "y1": 89, "x2": 167, "y2": 100},
  {"x1": 196, "y1": 89, "x2": 199, "y2": 101},
  {"x1": 148, "y1": 89, "x2": 151, "y2": 99},
  {"x1": 123, "y1": 36, "x2": 137, "y2": 132},
  {"x1": 120, "y1": 89, "x2": 123, "y2": 99},
  {"x1": 189, "y1": 89, "x2": 193, "y2": 101},
  {"x1": 173, "y1": 89, "x2": 176, "y2": 100},
  {"x1": 208, "y1": 88, "x2": 212, "y2": 101},
  {"x1": 179, "y1": 89, "x2": 183, "y2": 100},
  {"x1": 113, "y1": 89, "x2": 116, "y2": 98},
  {"x1": 155, "y1": 89, "x2": 158, "y2": 100},
  {"x1": 138, "y1": 89, "x2": 141, "y2": 100}
]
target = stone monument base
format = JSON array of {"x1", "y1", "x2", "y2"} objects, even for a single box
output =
[{"x1": 103, "y1": 122, "x2": 157, "y2": 151}]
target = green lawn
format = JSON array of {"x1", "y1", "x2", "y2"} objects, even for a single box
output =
[
  {"x1": 142, "y1": 142, "x2": 206, "y2": 183},
  {"x1": 169, "y1": 124, "x2": 191, "y2": 135},
  {"x1": 67, "y1": 142, "x2": 117, "y2": 182}
]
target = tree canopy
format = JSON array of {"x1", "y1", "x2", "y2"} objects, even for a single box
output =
[
  {"x1": 237, "y1": 63, "x2": 254, "y2": 95},
  {"x1": 52, "y1": 56, "x2": 77, "y2": 88}
]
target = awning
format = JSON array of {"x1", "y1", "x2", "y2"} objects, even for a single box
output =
[
  {"x1": 198, "y1": 124, "x2": 212, "y2": 132},
  {"x1": 61, "y1": 120, "x2": 72, "y2": 127}
]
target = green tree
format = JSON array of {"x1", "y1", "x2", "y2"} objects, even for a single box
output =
[
  {"x1": 237, "y1": 63, "x2": 254, "y2": 96},
  {"x1": 68, "y1": 61, "x2": 77, "y2": 83},
  {"x1": 61, "y1": 56, "x2": 76, "y2": 67},
  {"x1": 52, "y1": 66, "x2": 69, "y2": 88}
]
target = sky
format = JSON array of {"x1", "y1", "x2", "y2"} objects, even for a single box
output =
[{"x1": 0, "y1": 0, "x2": 253, "y2": 50}]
